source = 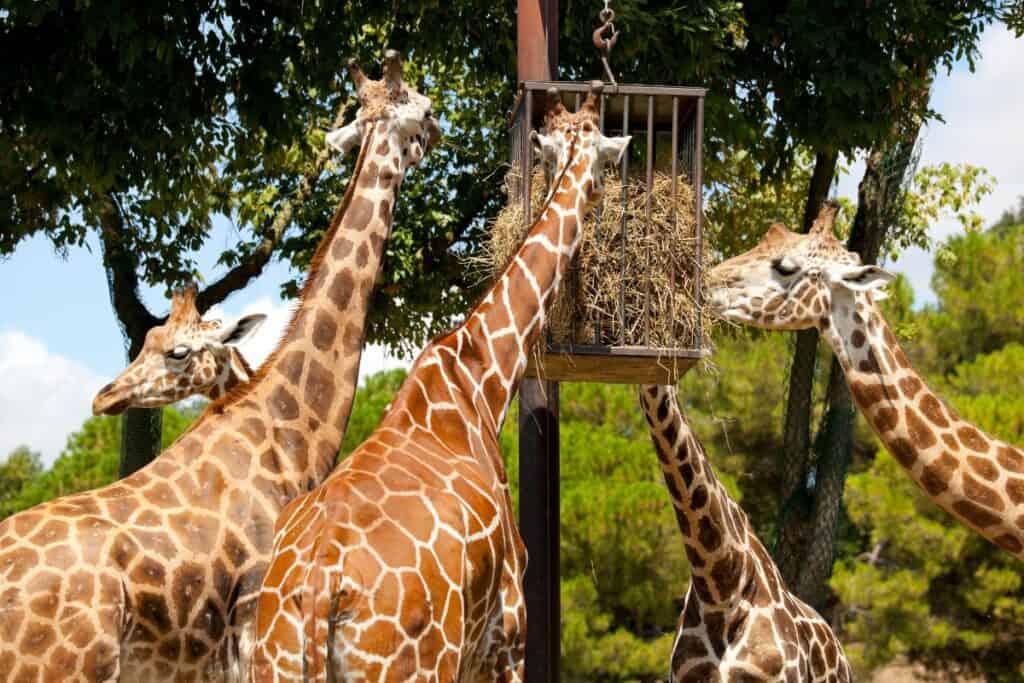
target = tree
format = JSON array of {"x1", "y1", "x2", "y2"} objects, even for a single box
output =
[
  {"x1": 0, "y1": 446, "x2": 43, "y2": 518},
  {"x1": 990, "y1": 196, "x2": 1024, "y2": 236},
  {"x1": 339, "y1": 370, "x2": 408, "y2": 458},
  {"x1": 921, "y1": 219, "x2": 1024, "y2": 368},
  {"x1": 0, "y1": 407, "x2": 195, "y2": 520},
  {"x1": 1, "y1": 0, "x2": 753, "y2": 474}
]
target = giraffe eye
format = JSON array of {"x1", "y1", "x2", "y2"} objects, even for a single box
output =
[
  {"x1": 772, "y1": 259, "x2": 800, "y2": 277},
  {"x1": 167, "y1": 346, "x2": 190, "y2": 361}
]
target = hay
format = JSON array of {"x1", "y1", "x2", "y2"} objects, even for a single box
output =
[{"x1": 469, "y1": 166, "x2": 714, "y2": 353}]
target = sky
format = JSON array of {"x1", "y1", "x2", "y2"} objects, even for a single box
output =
[{"x1": 1, "y1": 25, "x2": 1021, "y2": 465}]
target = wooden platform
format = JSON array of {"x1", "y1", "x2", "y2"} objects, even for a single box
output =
[{"x1": 524, "y1": 345, "x2": 705, "y2": 384}]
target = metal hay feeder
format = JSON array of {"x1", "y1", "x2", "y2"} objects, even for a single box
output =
[{"x1": 510, "y1": 80, "x2": 708, "y2": 384}]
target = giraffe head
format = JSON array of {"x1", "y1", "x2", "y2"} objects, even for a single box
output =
[
  {"x1": 707, "y1": 202, "x2": 895, "y2": 331},
  {"x1": 91, "y1": 286, "x2": 266, "y2": 415},
  {"x1": 324, "y1": 49, "x2": 440, "y2": 174},
  {"x1": 531, "y1": 81, "x2": 630, "y2": 196}
]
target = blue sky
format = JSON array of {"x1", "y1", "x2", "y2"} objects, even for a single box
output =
[{"x1": 1, "y1": 24, "x2": 1021, "y2": 464}]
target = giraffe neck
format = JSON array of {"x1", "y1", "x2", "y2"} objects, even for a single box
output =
[
  {"x1": 454, "y1": 151, "x2": 596, "y2": 429},
  {"x1": 823, "y1": 290, "x2": 1024, "y2": 556},
  {"x1": 211, "y1": 127, "x2": 402, "y2": 482},
  {"x1": 205, "y1": 347, "x2": 254, "y2": 400},
  {"x1": 641, "y1": 385, "x2": 761, "y2": 607}
]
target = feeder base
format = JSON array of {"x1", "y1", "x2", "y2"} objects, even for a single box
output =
[{"x1": 525, "y1": 345, "x2": 705, "y2": 384}]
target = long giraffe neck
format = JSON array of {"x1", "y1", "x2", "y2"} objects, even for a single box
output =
[
  {"x1": 824, "y1": 291, "x2": 1024, "y2": 556},
  {"x1": 209, "y1": 127, "x2": 401, "y2": 482},
  {"x1": 641, "y1": 385, "x2": 762, "y2": 606},
  {"x1": 453, "y1": 151, "x2": 596, "y2": 430},
  {"x1": 205, "y1": 346, "x2": 254, "y2": 400}
]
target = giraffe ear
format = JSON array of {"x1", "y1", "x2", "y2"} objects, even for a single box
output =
[
  {"x1": 831, "y1": 265, "x2": 895, "y2": 293},
  {"x1": 597, "y1": 134, "x2": 630, "y2": 165},
  {"x1": 218, "y1": 314, "x2": 267, "y2": 346},
  {"x1": 326, "y1": 120, "x2": 363, "y2": 154}
]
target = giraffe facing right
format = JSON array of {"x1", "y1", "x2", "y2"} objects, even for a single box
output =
[
  {"x1": 641, "y1": 385, "x2": 852, "y2": 682},
  {"x1": 92, "y1": 285, "x2": 266, "y2": 415},
  {"x1": 251, "y1": 83, "x2": 629, "y2": 682}
]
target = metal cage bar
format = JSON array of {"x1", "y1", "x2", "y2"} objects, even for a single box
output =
[{"x1": 511, "y1": 81, "x2": 707, "y2": 383}]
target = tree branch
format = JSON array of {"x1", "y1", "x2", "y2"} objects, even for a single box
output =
[
  {"x1": 97, "y1": 193, "x2": 158, "y2": 355},
  {"x1": 196, "y1": 99, "x2": 354, "y2": 313}
]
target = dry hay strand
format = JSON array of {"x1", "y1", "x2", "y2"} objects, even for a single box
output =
[{"x1": 467, "y1": 165, "x2": 714, "y2": 356}]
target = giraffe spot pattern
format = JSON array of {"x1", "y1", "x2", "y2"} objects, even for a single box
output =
[
  {"x1": 903, "y1": 407, "x2": 936, "y2": 448},
  {"x1": 963, "y1": 472, "x2": 1004, "y2": 511},
  {"x1": 919, "y1": 394, "x2": 949, "y2": 427},
  {"x1": 958, "y1": 425, "x2": 989, "y2": 452},
  {"x1": 920, "y1": 452, "x2": 958, "y2": 496},
  {"x1": 952, "y1": 500, "x2": 1002, "y2": 528}
]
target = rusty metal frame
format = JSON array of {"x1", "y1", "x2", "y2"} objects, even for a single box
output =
[{"x1": 511, "y1": 80, "x2": 708, "y2": 376}]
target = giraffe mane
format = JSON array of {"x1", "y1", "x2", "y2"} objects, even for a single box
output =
[
  {"x1": 433, "y1": 130, "x2": 583, "y2": 348},
  {"x1": 191, "y1": 125, "x2": 374, "y2": 423}
]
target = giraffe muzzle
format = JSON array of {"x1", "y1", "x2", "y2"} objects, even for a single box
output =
[{"x1": 92, "y1": 384, "x2": 132, "y2": 416}]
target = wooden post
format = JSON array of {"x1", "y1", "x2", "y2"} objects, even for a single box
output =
[{"x1": 518, "y1": 1, "x2": 559, "y2": 681}]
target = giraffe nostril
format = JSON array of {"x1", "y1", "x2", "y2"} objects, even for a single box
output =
[{"x1": 98, "y1": 382, "x2": 115, "y2": 395}]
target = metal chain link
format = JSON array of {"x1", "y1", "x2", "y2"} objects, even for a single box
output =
[{"x1": 593, "y1": 0, "x2": 619, "y2": 85}]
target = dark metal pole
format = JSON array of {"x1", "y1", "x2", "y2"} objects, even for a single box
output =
[
  {"x1": 518, "y1": 2, "x2": 559, "y2": 681},
  {"x1": 519, "y1": 380, "x2": 560, "y2": 683}
]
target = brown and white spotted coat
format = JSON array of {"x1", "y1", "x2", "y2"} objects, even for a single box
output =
[
  {"x1": 91, "y1": 285, "x2": 266, "y2": 416},
  {"x1": 0, "y1": 51, "x2": 437, "y2": 682},
  {"x1": 642, "y1": 385, "x2": 852, "y2": 682},
  {"x1": 710, "y1": 202, "x2": 1024, "y2": 558},
  {"x1": 250, "y1": 84, "x2": 629, "y2": 683}
]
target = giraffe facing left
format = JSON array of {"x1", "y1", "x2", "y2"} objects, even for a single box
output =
[{"x1": 91, "y1": 285, "x2": 267, "y2": 416}]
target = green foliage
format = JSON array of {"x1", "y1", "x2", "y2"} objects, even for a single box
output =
[
  {"x1": 339, "y1": 369, "x2": 408, "y2": 458},
  {"x1": 0, "y1": 0, "x2": 751, "y2": 355},
  {"x1": 0, "y1": 447, "x2": 43, "y2": 518},
  {"x1": 0, "y1": 407, "x2": 195, "y2": 519},
  {"x1": 990, "y1": 196, "x2": 1024, "y2": 236},
  {"x1": 735, "y1": 1, "x2": 1000, "y2": 163},
  {"x1": 887, "y1": 163, "x2": 995, "y2": 261},
  {"x1": 920, "y1": 222, "x2": 1024, "y2": 368}
]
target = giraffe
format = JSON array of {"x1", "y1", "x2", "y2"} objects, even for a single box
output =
[
  {"x1": 641, "y1": 385, "x2": 852, "y2": 682},
  {"x1": 92, "y1": 285, "x2": 266, "y2": 415},
  {"x1": 708, "y1": 202, "x2": 1024, "y2": 558},
  {"x1": 0, "y1": 50, "x2": 438, "y2": 682},
  {"x1": 250, "y1": 83, "x2": 629, "y2": 683}
]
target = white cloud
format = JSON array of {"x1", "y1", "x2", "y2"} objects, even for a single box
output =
[
  {"x1": 834, "y1": 25, "x2": 1024, "y2": 306},
  {"x1": 0, "y1": 330, "x2": 107, "y2": 466},
  {"x1": 212, "y1": 297, "x2": 412, "y2": 386}
]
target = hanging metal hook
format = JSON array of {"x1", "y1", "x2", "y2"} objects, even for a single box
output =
[{"x1": 592, "y1": 0, "x2": 619, "y2": 86}]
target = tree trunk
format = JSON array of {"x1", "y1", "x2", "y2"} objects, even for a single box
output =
[
  {"x1": 117, "y1": 329, "x2": 163, "y2": 478},
  {"x1": 791, "y1": 120, "x2": 925, "y2": 611},
  {"x1": 773, "y1": 148, "x2": 839, "y2": 586}
]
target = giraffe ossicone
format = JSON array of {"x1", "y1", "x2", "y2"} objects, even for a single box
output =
[
  {"x1": 0, "y1": 49, "x2": 435, "y2": 682},
  {"x1": 91, "y1": 285, "x2": 266, "y2": 415},
  {"x1": 641, "y1": 385, "x2": 852, "y2": 681},
  {"x1": 709, "y1": 202, "x2": 1024, "y2": 558},
  {"x1": 251, "y1": 81, "x2": 628, "y2": 683}
]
